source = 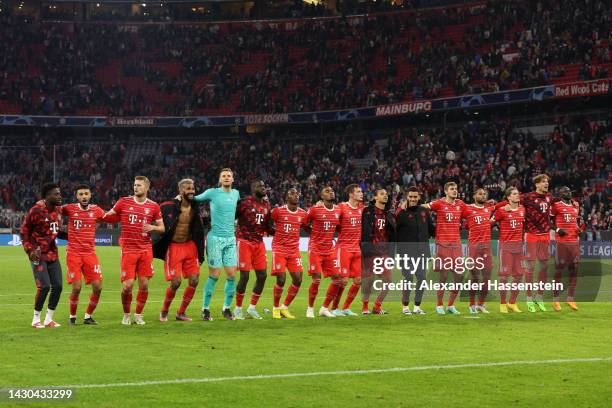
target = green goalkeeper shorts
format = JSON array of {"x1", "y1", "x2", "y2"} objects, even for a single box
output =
[{"x1": 206, "y1": 235, "x2": 237, "y2": 269}]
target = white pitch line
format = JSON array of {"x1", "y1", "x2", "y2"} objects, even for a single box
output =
[{"x1": 38, "y1": 357, "x2": 612, "y2": 390}]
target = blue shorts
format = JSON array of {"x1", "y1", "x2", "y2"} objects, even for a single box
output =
[{"x1": 206, "y1": 235, "x2": 237, "y2": 269}]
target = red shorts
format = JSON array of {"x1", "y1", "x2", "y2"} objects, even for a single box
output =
[
  {"x1": 555, "y1": 242, "x2": 580, "y2": 266},
  {"x1": 271, "y1": 251, "x2": 303, "y2": 275},
  {"x1": 120, "y1": 249, "x2": 154, "y2": 282},
  {"x1": 499, "y1": 242, "x2": 524, "y2": 276},
  {"x1": 468, "y1": 243, "x2": 493, "y2": 271},
  {"x1": 66, "y1": 253, "x2": 102, "y2": 284},
  {"x1": 338, "y1": 247, "x2": 361, "y2": 278},
  {"x1": 238, "y1": 239, "x2": 268, "y2": 271},
  {"x1": 434, "y1": 244, "x2": 463, "y2": 273},
  {"x1": 524, "y1": 233, "x2": 550, "y2": 261},
  {"x1": 308, "y1": 250, "x2": 340, "y2": 277},
  {"x1": 164, "y1": 241, "x2": 200, "y2": 281}
]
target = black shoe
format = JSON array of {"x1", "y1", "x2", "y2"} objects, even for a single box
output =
[
  {"x1": 83, "y1": 317, "x2": 98, "y2": 325},
  {"x1": 69, "y1": 317, "x2": 77, "y2": 325},
  {"x1": 201, "y1": 309, "x2": 213, "y2": 321},
  {"x1": 222, "y1": 308, "x2": 234, "y2": 321}
]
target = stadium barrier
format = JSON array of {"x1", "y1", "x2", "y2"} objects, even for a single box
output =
[{"x1": 0, "y1": 79, "x2": 608, "y2": 128}]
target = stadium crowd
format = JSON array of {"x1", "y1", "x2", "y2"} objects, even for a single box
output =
[
  {"x1": 0, "y1": 0, "x2": 610, "y2": 116},
  {"x1": 1, "y1": 115, "x2": 609, "y2": 236}
]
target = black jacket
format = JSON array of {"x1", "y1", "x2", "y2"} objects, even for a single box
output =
[
  {"x1": 361, "y1": 204, "x2": 396, "y2": 256},
  {"x1": 153, "y1": 199, "x2": 205, "y2": 264},
  {"x1": 395, "y1": 205, "x2": 434, "y2": 256}
]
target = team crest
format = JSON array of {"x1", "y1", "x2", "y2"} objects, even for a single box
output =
[
  {"x1": 145, "y1": 208, "x2": 150, "y2": 215},
  {"x1": 89, "y1": 212, "x2": 94, "y2": 217}
]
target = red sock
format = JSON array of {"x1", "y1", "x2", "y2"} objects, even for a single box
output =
[
  {"x1": 178, "y1": 285, "x2": 196, "y2": 315},
  {"x1": 283, "y1": 284, "x2": 300, "y2": 307},
  {"x1": 436, "y1": 290, "x2": 444, "y2": 306},
  {"x1": 525, "y1": 270, "x2": 534, "y2": 297},
  {"x1": 135, "y1": 290, "x2": 148, "y2": 314},
  {"x1": 342, "y1": 283, "x2": 360, "y2": 310},
  {"x1": 322, "y1": 281, "x2": 340, "y2": 308},
  {"x1": 69, "y1": 294, "x2": 79, "y2": 316},
  {"x1": 308, "y1": 279, "x2": 320, "y2": 308},
  {"x1": 568, "y1": 266, "x2": 577, "y2": 298},
  {"x1": 500, "y1": 277, "x2": 508, "y2": 304},
  {"x1": 537, "y1": 264, "x2": 548, "y2": 295},
  {"x1": 161, "y1": 287, "x2": 176, "y2": 313},
  {"x1": 448, "y1": 290, "x2": 459, "y2": 306},
  {"x1": 332, "y1": 285, "x2": 345, "y2": 310},
  {"x1": 469, "y1": 287, "x2": 476, "y2": 306},
  {"x1": 373, "y1": 299, "x2": 383, "y2": 312},
  {"x1": 273, "y1": 284, "x2": 283, "y2": 308},
  {"x1": 235, "y1": 292, "x2": 245, "y2": 308},
  {"x1": 121, "y1": 291, "x2": 132, "y2": 313},
  {"x1": 553, "y1": 267, "x2": 563, "y2": 298},
  {"x1": 362, "y1": 300, "x2": 369, "y2": 312},
  {"x1": 249, "y1": 292, "x2": 261, "y2": 307},
  {"x1": 86, "y1": 294, "x2": 99, "y2": 315}
]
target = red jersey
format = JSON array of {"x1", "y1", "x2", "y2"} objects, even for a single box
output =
[
  {"x1": 307, "y1": 204, "x2": 341, "y2": 254},
  {"x1": 462, "y1": 204, "x2": 492, "y2": 244},
  {"x1": 430, "y1": 198, "x2": 465, "y2": 245},
  {"x1": 60, "y1": 204, "x2": 105, "y2": 256},
  {"x1": 271, "y1": 206, "x2": 308, "y2": 255},
  {"x1": 496, "y1": 192, "x2": 553, "y2": 235},
  {"x1": 111, "y1": 196, "x2": 162, "y2": 253},
  {"x1": 551, "y1": 201, "x2": 583, "y2": 243},
  {"x1": 494, "y1": 206, "x2": 525, "y2": 243},
  {"x1": 236, "y1": 196, "x2": 272, "y2": 243},
  {"x1": 20, "y1": 201, "x2": 62, "y2": 262},
  {"x1": 337, "y1": 202, "x2": 364, "y2": 252}
]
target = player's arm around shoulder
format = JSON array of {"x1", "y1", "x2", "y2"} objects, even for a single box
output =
[{"x1": 193, "y1": 187, "x2": 215, "y2": 203}]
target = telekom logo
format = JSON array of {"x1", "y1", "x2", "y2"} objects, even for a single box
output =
[
  {"x1": 510, "y1": 220, "x2": 518, "y2": 229},
  {"x1": 255, "y1": 213, "x2": 264, "y2": 224},
  {"x1": 474, "y1": 215, "x2": 484, "y2": 224},
  {"x1": 283, "y1": 223, "x2": 291, "y2": 233},
  {"x1": 49, "y1": 222, "x2": 59, "y2": 234},
  {"x1": 323, "y1": 221, "x2": 331, "y2": 230},
  {"x1": 445, "y1": 213, "x2": 453, "y2": 222},
  {"x1": 377, "y1": 218, "x2": 386, "y2": 229},
  {"x1": 73, "y1": 219, "x2": 83, "y2": 230},
  {"x1": 128, "y1": 214, "x2": 139, "y2": 224},
  {"x1": 350, "y1": 217, "x2": 358, "y2": 226}
]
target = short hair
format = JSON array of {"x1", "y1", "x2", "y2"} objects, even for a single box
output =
[
  {"x1": 219, "y1": 168, "x2": 233, "y2": 176},
  {"x1": 284, "y1": 187, "x2": 298, "y2": 200},
  {"x1": 374, "y1": 187, "x2": 387, "y2": 196},
  {"x1": 505, "y1": 186, "x2": 519, "y2": 198},
  {"x1": 405, "y1": 186, "x2": 420, "y2": 194},
  {"x1": 320, "y1": 185, "x2": 333, "y2": 195},
  {"x1": 177, "y1": 178, "x2": 194, "y2": 191},
  {"x1": 41, "y1": 182, "x2": 59, "y2": 198},
  {"x1": 250, "y1": 179, "x2": 263, "y2": 191},
  {"x1": 345, "y1": 184, "x2": 360, "y2": 196},
  {"x1": 473, "y1": 187, "x2": 486, "y2": 196},
  {"x1": 533, "y1": 174, "x2": 550, "y2": 185},
  {"x1": 75, "y1": 184, "x2": 91, "y2": 192},
  {"x1": 444, "y1": 182, "x2": 457, "y2": 192},
  {"x1": 134, "y1": 176, "x2": 150, "y2": 187}
]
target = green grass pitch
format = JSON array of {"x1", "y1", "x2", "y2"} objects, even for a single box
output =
[{"x1": 1, "y1": 246, "x2": 611, "y2": 407}]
